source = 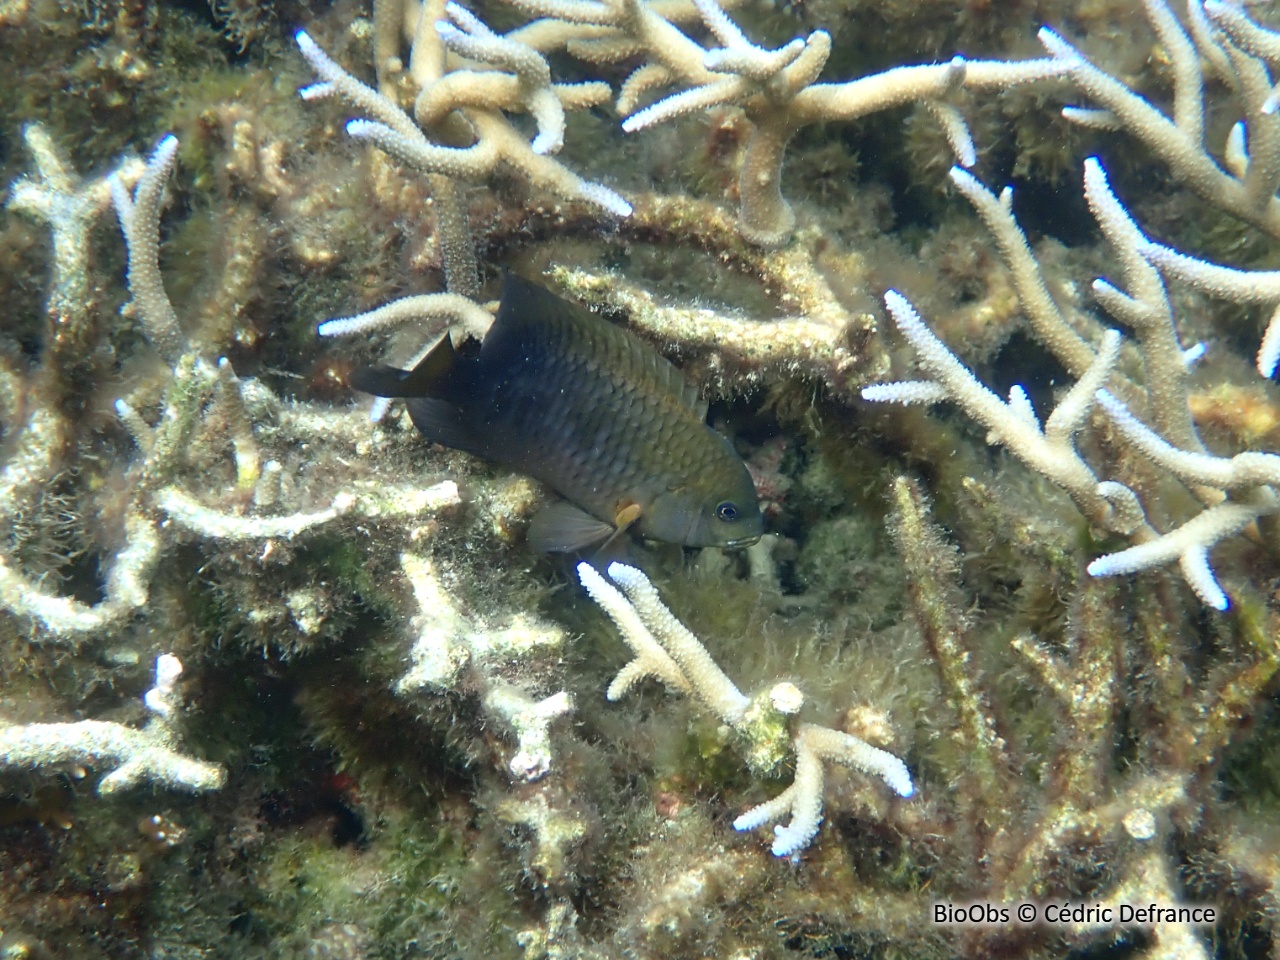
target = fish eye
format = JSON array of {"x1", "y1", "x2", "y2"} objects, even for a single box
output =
[{"x1": 715, "y1": 501, "x2": 740, "y2": 522}]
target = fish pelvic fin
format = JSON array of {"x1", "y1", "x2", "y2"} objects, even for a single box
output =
[
  {"x1": 527, "y1": 500, "x2": 617, "y2": 553},
  {"x1": 349, "y1": 333, "x2": 458, "y2": 399}
]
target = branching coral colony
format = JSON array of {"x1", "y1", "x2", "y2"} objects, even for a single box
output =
[
  {"x1": 4, "y1": 0, "x2": 1280, "y2": 957},
  {"x1": 863, "y1": 0, "x2": 1280, "y2": 609},
  {"x1": 579, "y1": 561, "x2": 913, "y2": 857}
]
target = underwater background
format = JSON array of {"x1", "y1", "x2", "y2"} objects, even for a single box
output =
[{"x1": 1, "y1": 0, "x2": 1280, "y2": 957}]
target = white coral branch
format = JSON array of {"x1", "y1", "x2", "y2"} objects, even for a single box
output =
[
  {"x1": 579, "y1": 562, "x2": 913, "y2": 857},
  {"x1": 863, "y1": 290, "x2": 1137, "y2": 533},
  {"x1": 0, "y1": 655, "x2": 224, "y2": 795},
  {"x1": 734, "y1": 723, "x2": 914, "y2": 858}
]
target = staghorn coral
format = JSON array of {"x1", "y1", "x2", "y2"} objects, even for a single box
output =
[
  {"x1": 862, "y1": 1, "x2": 1280, "y2": 611},
  {"x1": 486, "y1": 0, "x2": 1068, "y2": 247},
  {"x1": 578, "y1": 559, "x2": 913, "y2": 856},
  {"x1": 2, "y1": 0, "x2": 1280, "y2": 959},
  {"x1": 0, "y1": 653, "x2": 223, "y2": 794}
]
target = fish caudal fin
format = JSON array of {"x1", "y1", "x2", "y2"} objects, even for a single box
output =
[
  {"x1": 348, "y1": 334, "x2": 484, "y2": 452},
  {"x1": 527, "y1": 500, "x2": 616, "y2": 553},
  {"x1": 349, "y1": 334, "x2": 458, "y2": 399}
]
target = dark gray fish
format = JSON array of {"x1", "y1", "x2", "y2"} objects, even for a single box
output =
[{"x1": 352, "y1": 274, "x2": 763, "y2": 552}]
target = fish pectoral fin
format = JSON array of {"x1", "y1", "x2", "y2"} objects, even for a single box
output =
[
  {"x1": 527, "y1": 501, "x2": 616, "y2": 553},
  {"x1": 592, "y1": 501, "x2": 643, "y2": 559},
  {"x1": 613, "y1": 502, "x2": 642, "y2": 532}
]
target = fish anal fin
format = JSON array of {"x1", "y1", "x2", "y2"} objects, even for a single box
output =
[
  {"x1": 527, "y1": 500, "x2": 615, "y2": 553},
  {"x1": 405, "y1": 398, "x2": 479, "y2": 453}
]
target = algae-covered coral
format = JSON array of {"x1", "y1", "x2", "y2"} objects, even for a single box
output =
[{"x1": 1, "y1": 0, "x2": 1280, "y2": 957}]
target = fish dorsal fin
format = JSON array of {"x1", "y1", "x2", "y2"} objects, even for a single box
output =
[
  {"x1": 349, "y1": 333, "x2": 458, "y2": 399},
  {"x1": 624, "y1": 332, "x2": 708, "y2": 420},
  {"x1": 685, "y1": 385, "x2": 708, "y2": 422},
  {"x1": 527, "y1": 500, "x2": 616, "y2": 553},
  {"x1": 495, "y1": 274, "x2": 709, "y2": 421}
]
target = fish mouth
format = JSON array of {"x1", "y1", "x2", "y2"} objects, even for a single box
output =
[{"x1": 721, "y1": 534, "x2": 762, "y2": 550}]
